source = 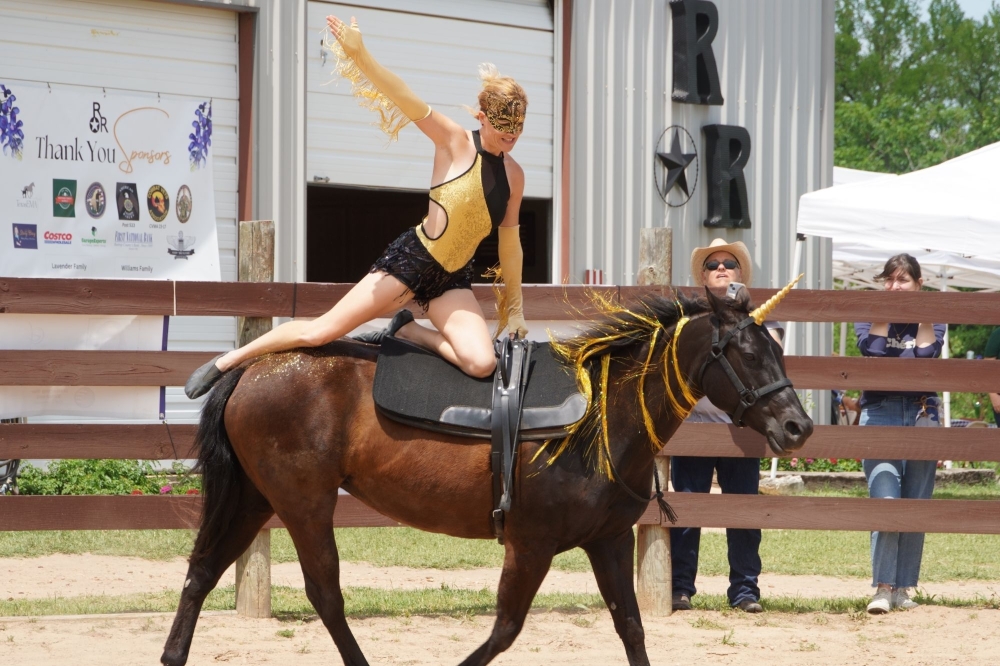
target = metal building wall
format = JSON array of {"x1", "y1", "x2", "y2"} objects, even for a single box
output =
[{"x1": 568, "y1": 0, "x2": 835, "y2": 419}]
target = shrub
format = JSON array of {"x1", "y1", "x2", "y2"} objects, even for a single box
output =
[{"x1": 16, "y1": 460, "x2": 202, "y2": 496}]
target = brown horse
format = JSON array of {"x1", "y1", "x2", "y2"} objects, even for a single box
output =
[{"x1": 161, "y1": 286, "x2": 812, "y2": 666}]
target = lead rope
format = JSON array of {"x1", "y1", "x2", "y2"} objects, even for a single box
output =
[{"x1": 606, "y1": 451, "x2": 678, "y2": 524}]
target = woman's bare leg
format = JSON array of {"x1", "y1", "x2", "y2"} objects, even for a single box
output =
[
  {"x1": 215, "y1": 271, "x2": 412, "y2": 371},
  {"x1": 396, "y1": 288, "x2": 497, "y2": 378}
]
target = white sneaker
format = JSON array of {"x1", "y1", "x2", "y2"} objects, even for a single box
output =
[
  {"x1": 892, "y1": 587, "x2": 919, "y2": 610},
  {"x1": 867, "y1": 587, "x2": 892, "y2": 614}
]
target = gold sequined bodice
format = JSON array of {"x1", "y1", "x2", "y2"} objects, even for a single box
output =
[{"x1": 415, "y1": 131, "x2": 509, "y2": 273}]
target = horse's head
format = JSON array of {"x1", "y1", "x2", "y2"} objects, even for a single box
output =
[{"x1": 689, "y1": 284, "x2": 812, "y2": 455}]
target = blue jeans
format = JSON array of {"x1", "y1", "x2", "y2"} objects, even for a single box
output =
[
  {"x1": 669, "y1": 455, "x2": 761, "y2": 606},
  {"x1": 860, "y1": 397, "x2": 938, "y2": 588}
]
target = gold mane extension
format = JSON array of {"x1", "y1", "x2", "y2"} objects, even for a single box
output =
[
  {"x1": 664, "y1": 316, "x2": 697, "y2": 419},
  {"x1": 533, "y1": 291, "x2": 703, "y2": 477},
  {"x1": 750, "y1": 273, "x2": 804, "y2": 325}
]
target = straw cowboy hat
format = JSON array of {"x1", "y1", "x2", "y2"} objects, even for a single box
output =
[{"x1": 690, "y1": 238, "x2": 753, "y2": 287}]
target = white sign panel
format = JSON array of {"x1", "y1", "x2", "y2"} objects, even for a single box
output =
[
  {"x1": 0, "y1": 315, "x2": 165, "y2": 420},
  {"x1": 0, "y1": 81, "x2": 221, "y2": 280}
]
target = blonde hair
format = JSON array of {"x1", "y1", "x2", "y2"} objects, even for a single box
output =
[{"x1": 466, "y1": 63, "x2": 528, "y2": 118}]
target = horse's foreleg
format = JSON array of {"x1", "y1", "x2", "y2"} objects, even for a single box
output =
[
  {"x1": 282, "y1": 499, "x2": 368, "y2": 666},
  {"x1": 161, "y1": 480, "x2": 273, "y2": 666},
  {"x1": 583, "y1": 529, "x2": 650, "y2": 666},
  {"x1": 458, "y1": 540, "x2": 555, "y2": 666}
]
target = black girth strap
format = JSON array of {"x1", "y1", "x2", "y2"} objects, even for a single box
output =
[
  {"x1": 491, "y1": 337, "x2": 532, "y2": 543},
  {"x1": 699, "y1": 315, "x2": 792, "y2": 426}
]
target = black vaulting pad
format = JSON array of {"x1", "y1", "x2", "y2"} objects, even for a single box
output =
[{"x1": 372, "y1": 336, "x2": 587, "y2": 440}]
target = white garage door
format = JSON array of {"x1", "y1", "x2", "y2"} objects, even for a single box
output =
[
  {"x1": 306, "y1": 1, "x2": 554, "y2": 199},
  {"x1": 0, "y1": 0, "x2": 240, "y2": 423}
]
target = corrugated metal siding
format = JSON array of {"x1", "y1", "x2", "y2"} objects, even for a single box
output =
[
  {"x1": 568, "y1": 0, "x2": 834, "y2": 419},
  {"x1": 306, "y1": 1, "x2": 554, "y2": 199},
  {"x1": 0, "y1": 0, "x2": 240, "y2": 424}
]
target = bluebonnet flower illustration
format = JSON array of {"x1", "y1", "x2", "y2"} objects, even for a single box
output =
[
  {"x1": 0, "y1": 84, "x2": 25, "y2": 160},
  {"x1": 188, "y1": 100, "x2": 213, "y2": 170}
]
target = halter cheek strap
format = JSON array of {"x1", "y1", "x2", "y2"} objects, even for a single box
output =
[{"x1": 699, "y1": 315, "x2": 793, "y2": 427}]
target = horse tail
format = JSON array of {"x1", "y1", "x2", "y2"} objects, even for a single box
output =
[{"x1": 190, "y1": 365, "x2": 250, "y2": 561}]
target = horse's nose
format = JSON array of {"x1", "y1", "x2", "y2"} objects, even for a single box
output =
[{"x1": 782, "y1": 417, "x2": 813, "y2": 451}]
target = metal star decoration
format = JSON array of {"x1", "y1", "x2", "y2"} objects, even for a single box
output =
[{"x1": 656, "y1": 130, "x2": 697, "y2": 197}]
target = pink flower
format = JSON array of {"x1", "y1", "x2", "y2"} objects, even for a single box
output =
[
  {"x1": 806, "y1": 458, "x2": 814, "y2": 464},
  {"x1": 159, "y1": 485, "x2": 173, "y2": 494},
  {"x1": 790, "y1": 458, "x2": 798, "y2": 468}
]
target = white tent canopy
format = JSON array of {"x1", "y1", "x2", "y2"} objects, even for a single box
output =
[{"x1": 797, "y1": 143, "x2": 1000, "y2": 292}]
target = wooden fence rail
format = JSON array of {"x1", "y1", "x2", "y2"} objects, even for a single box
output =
[
  {"x1": 4, "y1": 423, "x2": 1000, "y2": 463},
  {"x1": 3, "y1": 352, "x2": 999, "y2": 391}
]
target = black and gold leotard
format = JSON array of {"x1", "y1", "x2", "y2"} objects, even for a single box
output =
[{"x1": 415, "y1": 130, "x2": 510, "y2": 272}]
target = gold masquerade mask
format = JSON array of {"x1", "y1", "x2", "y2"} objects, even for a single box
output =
[{"x1": 484, "y1": 96, "x2": 525, "y2": 135}]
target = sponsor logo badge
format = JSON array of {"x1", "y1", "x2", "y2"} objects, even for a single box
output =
[
  {"x1": 43, "y1": 230, "x2": 73, "y2": 245},
  {"x1": 167, "y1": 231, "x2": 196, "y2": 259},
  {"x1": 147, "y1": 184, "x2": 169, "y2": 222},
  {"x1": 176, "y1": 185, "x2": 192, "y2": 223},
  {"x1": 53, "y1": 179, "x2": 77, "y2": 218},
  {"x1": 12, "y1": 223, "x2": 38, "y2": 249},
  {"x1": 18, "y1": 182, "x2": 39, "y2": 210},
  {"x1": 81, "y1": 225, "x2": 107, "y2": 246},
  {"x1": 116, "y1": 183, "x2": 140, "y2": 221},
  {"x1": 85, "y1": 182, "x2": 106, "y2": 219},
  {"x1": 114, "y1": 230, "x2": 155, "y2": 249}
]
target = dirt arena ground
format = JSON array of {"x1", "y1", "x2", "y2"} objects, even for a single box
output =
[{"x1": 3, "y1": 555, "x2": 999, "y2": 665}]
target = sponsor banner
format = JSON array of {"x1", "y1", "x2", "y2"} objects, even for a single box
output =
[
  {"x1": 0, "y1": 81, "x2": 221, "y2": 280},
  {"x1": 0, "y1": 315, "x2": 164, "y2": 419}
]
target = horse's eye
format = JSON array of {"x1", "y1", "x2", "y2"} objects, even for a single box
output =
[{"x1": 743, "y1": 353, "x2": 756, "y2": 362}]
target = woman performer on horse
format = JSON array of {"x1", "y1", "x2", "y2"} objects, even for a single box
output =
[{"x1": 185, "y1": 14, "x2": 529, "y2": 399}]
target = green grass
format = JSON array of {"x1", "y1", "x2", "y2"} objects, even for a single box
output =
[
  {"x1": 4, "y1": 586, "x2": 996, "y2": 619},
  {"x1": 0, "y1": 585, "x2": 605, "y2": 619}
]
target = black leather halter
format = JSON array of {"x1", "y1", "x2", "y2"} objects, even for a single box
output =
[{"x1": 698, "y1": 315, "x2": 792, "y2": 427}]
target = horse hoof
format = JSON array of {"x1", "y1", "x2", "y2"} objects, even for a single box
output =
[{"x1": 184, "y1": 354, "x2": 225, "y2": 399}]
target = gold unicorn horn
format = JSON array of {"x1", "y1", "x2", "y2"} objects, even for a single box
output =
[{"x1": 750, "y1": 273, "x2": 804, "y2": 325}]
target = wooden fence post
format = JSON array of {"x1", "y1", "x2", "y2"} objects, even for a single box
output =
[
  {"x1": 635, "y1": 227, "x2": 672, "y2": 616},
  {"x1": 234, "y1": 220, "x2": 274, "y2": 618}
]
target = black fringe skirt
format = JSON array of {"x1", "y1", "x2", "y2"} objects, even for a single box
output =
[{"x1": 370, "y1": 227, "x2": 475, "y2": 311}]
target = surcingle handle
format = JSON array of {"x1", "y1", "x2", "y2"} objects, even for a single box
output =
[{"x1": 750, "y1": 273, "x2": 803, "y2": 325}]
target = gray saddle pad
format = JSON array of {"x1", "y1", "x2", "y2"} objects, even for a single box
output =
[{"x1": 372, "y1": 336, "x2": 586, "y2": 440}]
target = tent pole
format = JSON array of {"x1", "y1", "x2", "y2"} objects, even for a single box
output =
[
  {"x1": 839, "y1": 321, "x2": 847, "y2": 357},
  {"x1": 940, "y1": 273, "x2": 952, "y2": 469},
  {"x1": 773, "y1": 234, "x2": 807, "y2": 479}
]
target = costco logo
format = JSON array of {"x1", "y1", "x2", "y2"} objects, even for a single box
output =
[{"x1": 43, "y1": 230, "x2": 73, "y2": 245}]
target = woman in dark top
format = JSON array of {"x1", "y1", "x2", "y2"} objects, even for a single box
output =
[
  {"x1": 854, "y1": 253, "x2": 945, "y2": 615},
  {"x1": 185, "y1": 15, "x2": 529, "y2": 399}
]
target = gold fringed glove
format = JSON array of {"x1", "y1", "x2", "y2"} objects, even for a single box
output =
[
  {"x1": 326, "y1": 18, "x2": 431, "y2": 140},
  {"x1": 498, "y1": 225, "x2": 528, "y2": 338}
]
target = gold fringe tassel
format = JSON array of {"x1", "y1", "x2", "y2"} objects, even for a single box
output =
[
  {"x1": 485, "y1": 264, "x2": 509, "y2": 339},
  {"x1": 323, "y1": 36, "x2": 411, "y2": 142}
]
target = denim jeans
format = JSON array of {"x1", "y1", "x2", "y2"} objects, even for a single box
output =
[
  {"x1": 860, "y1": 396, "x2": 938, "y2": 588},
  {"x1": 669, "y1": 455, "x2": 762, "y2": 605}
]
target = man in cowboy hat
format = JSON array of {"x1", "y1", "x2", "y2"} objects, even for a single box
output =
[{"x1": 670, "y1": 237, "x2": 784, "y2": 614}]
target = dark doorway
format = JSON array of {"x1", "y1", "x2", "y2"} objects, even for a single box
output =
[{"x1": 306, "y1": 185, "x2": 550, "y2": 284}]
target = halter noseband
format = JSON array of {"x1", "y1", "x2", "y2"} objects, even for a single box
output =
[{"x1": 698, "y1": 315, "x2": 792, "y2": 427}]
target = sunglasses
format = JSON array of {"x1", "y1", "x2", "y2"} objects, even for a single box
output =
[{"x1": 704, "y1": 259, "x2": 740, "y2": 271}]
